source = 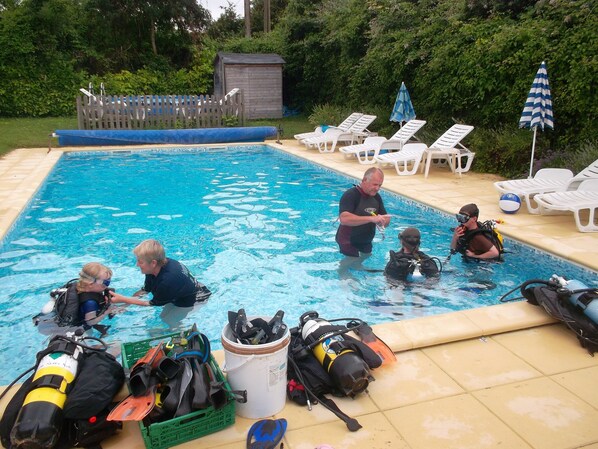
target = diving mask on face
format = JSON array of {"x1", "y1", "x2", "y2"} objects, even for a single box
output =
[{"x1": 455, "y1": 213, "x2": 471, "y2": 224}]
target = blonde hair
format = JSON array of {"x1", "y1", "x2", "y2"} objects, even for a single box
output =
[
  {"x1": 133, "y1": 239, "x2": 167, "y2": 266},
  {"x1": 77, "y1": 262, "x2": 112, "y2": 293}
]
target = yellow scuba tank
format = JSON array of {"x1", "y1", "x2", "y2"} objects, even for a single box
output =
[
  {"x1": 10, "y1": 334, "x2": 84, "y2": 449},
  {"x1": 300, "y1": 313, "x2": 372, "y2": 397}
]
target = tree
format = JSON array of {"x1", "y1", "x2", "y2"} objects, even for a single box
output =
[{"x1": 208, "y1": 2, "x2": 244, "y2": 40}]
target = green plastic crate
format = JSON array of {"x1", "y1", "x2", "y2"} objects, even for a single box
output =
[{"x1": 121, "y1": 332, "x2": 236, "y2": 449}]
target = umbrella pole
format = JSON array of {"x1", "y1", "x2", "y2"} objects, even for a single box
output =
[{"x1": 528, "y1": 127, "x2": 538, "y2": 178}]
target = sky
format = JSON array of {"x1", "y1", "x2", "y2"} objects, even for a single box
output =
[{"x1": 200, "y1": 0, "x2": 245, "y2": 20}]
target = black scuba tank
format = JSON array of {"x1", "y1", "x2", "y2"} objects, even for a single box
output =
[
  {"x1": 301, "y1": 316, "x2": 372, "y2": 398},
  {"x1": 10, "y1": 336, "x2": 84, "y2": 449}
]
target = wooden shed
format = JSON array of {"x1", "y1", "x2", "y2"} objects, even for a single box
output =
[{"x1": 214, "y1": 52, "x2": 285, "y2": 120}]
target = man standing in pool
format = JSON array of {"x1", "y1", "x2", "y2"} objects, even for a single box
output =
[
  {"x1": 336, "y1": 167, "x2": 391, "y2": 257},
  {"x1": 110, "y1": 239, "x2": 211, "y2": 324}
]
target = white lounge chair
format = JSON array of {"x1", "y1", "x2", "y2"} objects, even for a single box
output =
[
  {"x1": 338, "y1": 119, "x2": 427, "y2": 165},
  {"x1": 534, "y1": 179, "x2": 598, "y2": 232},
  {"x1": 303, "y1": 114, "x2": 377, "y2": 153},
  {"x1": 294, "y1": 112, "x2": 363, "y2": 144},
  {"x1": 375, "y1": 143, "x2": 428, "y2": 176},
  {"x1": 494, "y1": 159, "x2": 598, "y2": 214},
  {"x1": 423, "y1": 124, "x2": 475, "y2": 178}
]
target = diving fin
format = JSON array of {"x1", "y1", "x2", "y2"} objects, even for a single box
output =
[
  {"x1": 205, "y1": 361, "x2": 227, "y2": 410},
  {"x1": 107, "y1": 388, "x2": 156, "y2": 421},
  {"x1": 187, "y1": 324, "x2": 211, "y2": 409},
  {"x1": 174, "y1": 359, "x2": 195, "y2": 417},
  {"x1": 351, "y1": 322, "x2": 396, "y2": 366},
  {"x1": 246, "y1": 418, "x2": 287, "y2": 449},
  {"x1": 129, "y1": 343, "x2": 165, "y2": 396}
]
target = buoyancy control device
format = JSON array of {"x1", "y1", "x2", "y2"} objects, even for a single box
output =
[
  {"x1": 500, "y1": 275, "x2": 598, "y2": 354},
  {"x1": 0, "y1": 331, "x2": 124, "y2": 449},
  {"x1": 300, "y1": 314, "x2": 373, "y2": 397},
  {"x1": 551, "y1": 276, "x2": 598, "y2": 324},
  {"x1": 455, "y1": 220, "x2": 504, "y2": 257},
  {"x1": 10, "y1": 336, "x2": 84, "y2": 449},
  {"x1": 286, "y1": 312, "x2": 383, "y2": 431}
]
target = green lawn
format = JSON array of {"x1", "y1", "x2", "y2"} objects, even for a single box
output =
[
  {"x1": 0, "y1": 116, "x2": 313, "y2": 157},
  {"x1": 0, "y1": 117, "x2": 77, "y2": 156}
]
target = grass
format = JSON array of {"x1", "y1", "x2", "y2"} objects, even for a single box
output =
[
  {"x1": 0, "y1": 115, "x2": 313, "y2": 157},
  {"x1": 0, "y1": 117, "x2": 77, "y2": 156}
]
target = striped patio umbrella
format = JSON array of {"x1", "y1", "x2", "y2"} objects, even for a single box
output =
[
  {"x1": 519, "y1": 61, "x2": 554, "y2": 178},
  {"x1": 390, "y1": 82, "x2": 416, "y2": 126}
]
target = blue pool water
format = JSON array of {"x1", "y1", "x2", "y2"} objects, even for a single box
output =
[{"x1": 0, "y1": 145, "x2": 596, "y2": 384}]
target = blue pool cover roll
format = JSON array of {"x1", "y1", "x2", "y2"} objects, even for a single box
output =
[{"x1": 54, "y1": 127, "x2": 278, "y2": 146}]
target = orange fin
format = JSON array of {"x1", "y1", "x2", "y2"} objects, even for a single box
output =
[
  {"x1": 353, "y1": 323, "x2": 396, "y2": 365},
  {"x1": 107, "y1": 388, "x2": 156, "y2": 421}
]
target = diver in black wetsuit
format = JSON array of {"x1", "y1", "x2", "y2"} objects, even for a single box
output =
[
  {"x1": 336, "y1": 167, "x2": 392, "y2": 257},
  {"x1": 384, "y1": 227, "x2": 440, "y2": 281}
]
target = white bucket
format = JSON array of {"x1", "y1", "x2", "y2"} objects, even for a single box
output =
[{"x1": 221, "y1": 320, "x2": 290, "y2": 419}]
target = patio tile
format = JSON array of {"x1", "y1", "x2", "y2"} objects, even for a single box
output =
[
  {"x1": 473, "y1": 377, "x2": 598, "y2": 449},
  {"x1": 492, "y1": 325, "x2": 598, "y2": 374},
  {"x1": 284, "y1": 412, "x2": 409, "y2": 449},
  {"x1": 422, "y1": 336, "x2": 542, "y2": 390},
  {"x1": 462, "y1": 301, "x2": 556, "y2": 335},
  {"x1": 551, "y1": 365, "x2": 598, "y2": 409},
  {"x1": 371, "y1": 321, "x2": 414, "y2": 352},
  {"x1": 367, "y1": 349, "x2": 464, "y2": 409},
  {"x1": 398, "y1": 311, "x2": 482, "y2": 348},
  {"x1": 385, "y1": 394, "x2": 532, "y2": 449}
]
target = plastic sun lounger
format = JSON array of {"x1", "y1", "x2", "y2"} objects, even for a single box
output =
[
  {"x1": 534, "y1": 179, "x2": 598, "y2": 232},
  {"x1": 294, "y1": 113, "x2": 363, "y2": 144},
  {"x1": 423, "y1": 124, "x2": 475, "y2": 178},
  {"x1": 303, "y1": 114, "x2": 377, "y2": 153},
  {"x1": 374, "y1": 143, "x2": 428, "y2": 176},
  {"x1": 494, "y1": 158, "x2": 598, "y2": 214},
  {"x1": 339, "y1": 119, "x2": 427, "y2": 165}
]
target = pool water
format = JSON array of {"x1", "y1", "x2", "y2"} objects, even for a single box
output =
[{"x1": 0, "y1": 145, "x2": 595, "y2": 384}]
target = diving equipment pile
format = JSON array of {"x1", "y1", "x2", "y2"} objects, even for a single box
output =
[
  {"x1": 0, "y1": 331, "x2": 124, "y2": 449},
  {"x1": 286, "y1": 312, "x2": 395, "y2": 431},
  {"x1": 113, "y1": 324, "x2": 239, "y2": 449},
  {"x1": 110, "y1": 324, "x2": 238, "y2": 423},
  {"x1": 227, "y1": 309, "x2": 288, "y2": 345},
  {"x1": 502, "y1": 275, "x2": 598, "y2": 354}
]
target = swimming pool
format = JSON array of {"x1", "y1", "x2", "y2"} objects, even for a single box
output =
[{"x1": 0, "y1": 145, "x2": 596, "y2": 384}]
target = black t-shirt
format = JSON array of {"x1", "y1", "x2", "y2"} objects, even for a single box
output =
[
  {"x1": 337, "y1": 186, "x2": 387, "y2": 247},
  {"x1": 145, "y1": 259, "x2": 205, "y2": 307}
]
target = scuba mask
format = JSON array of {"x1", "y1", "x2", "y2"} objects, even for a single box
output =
[{"x1": 455, "y1": 213, "x2": 471, "y2": 224}]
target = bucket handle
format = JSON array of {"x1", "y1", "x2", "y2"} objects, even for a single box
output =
[{"x1": 221, "y1": 354, "x2": 256, "y2": 374}]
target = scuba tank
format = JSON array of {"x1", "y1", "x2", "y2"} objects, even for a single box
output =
[
  {"x1": 552, "y1": 276, "x2": 598, "y2": 325},
  {"x1": 300, "y1": 312, "x2": 372, "y2": 398},
  {"x1": 10, "y1": 333, "x2": 84, "y2": 449}
]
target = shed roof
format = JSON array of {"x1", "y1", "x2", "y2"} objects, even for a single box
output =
[{"x1": 215, "y1": 52, "x2": 285, "y2": 65}]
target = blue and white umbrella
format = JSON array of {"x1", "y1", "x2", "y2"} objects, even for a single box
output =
[
  {"x1": 390, "y1": 82, "x2": 416, "y2": 125},
  {"x1": 519, "y1": 61, "x2": 554, "y2": 178}
]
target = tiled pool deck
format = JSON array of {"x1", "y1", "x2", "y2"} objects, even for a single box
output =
[{"x1": 1, "y1": 141, "x2": 597, "y2": 449}]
